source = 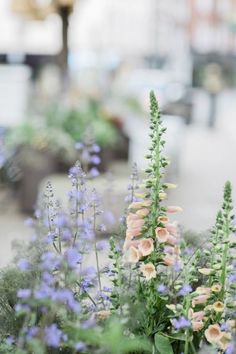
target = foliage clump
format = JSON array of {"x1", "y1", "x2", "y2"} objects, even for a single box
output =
[{"x1": 0, "y1": 92, "x2": 235, "y2": 354}]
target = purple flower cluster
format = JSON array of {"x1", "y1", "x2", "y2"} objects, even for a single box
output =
[
  {"x1": 172, "y1": 317, "x2": 191, "y2": 330},
  {"x1": 178, "y1": 284, "x2": 192, "y2": 296},
  {"x1": 13, "y1": 149, "x2": 114, "y2": 352},
  {"x1": 44, "y1": 324, "x2": 62, "y2": 348},
  {"x1": 74, "y1": 141, "x2": 101, "y2": 178},
  {"x1": 157, "y1": 284, "x2": 167, "y2": 295}
]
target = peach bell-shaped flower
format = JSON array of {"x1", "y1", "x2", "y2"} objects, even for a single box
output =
[
  {"x1": 128, "y1": 200, "x2": 151, "y2": 209},
  {"x1": 159, "y1": 192, "x2": 167, "y2": 200},
  {"x1": 163, "y1": 254, "x2": 177, "y2": 266},
  {"x1": 205, "y1": 324, "x2": 222, "y2": 344},
  {"x1": 213, "y1": 301, "x2": 224, "y2": 313},
  {"x1": 95, "y1": 310, "x2": 111, "y2": 320},
  {"x1": 192, "y1": 294, "x2": 210, "y2": 308},
  {"x1": 127, "y1": 213, "x2": 140, "y2": 222},
  {"x1": 138, "y1": 238, "x2": 154, "y2": 257},
  {"x1": 155, "y1": 227, "x2": 169, "y2": 243},
  {"x1": 126, "y1": 227, "x2": 141, "y2": 240},
  {"x1": 136, "y1": 208, "x2": 149, "y2": 217},
  {"x1": 211, "y1": 283, "x2": 222, "y2": 293},
  {"x1": 166, "y1": 206, "x2": 183, "y2": 213},
  {"x1": 219, "y1": 332, "x2": 232, "y2": 351},
  {"x1": 188, "y1": 309, "x2": 205, "y2": 322},
  {"x1": 192, "y1": 320, "x2": 204, "y2": 332},
  {"x1": 140, "y1": 263, "x2": 157, "y2": 280},
  {"x1": 128, "y1": 218, "x2": 145, "y2": 229},
  {"x1": 166, "y1": 222, "x2": 178, "y2": 236},
  {"x1": 127, "y1": 246, "x2": 141, "y2": 263},
  {"x1": 166, "y1": 235, "x2": 178, "y2": 246},
  {"x1": 157, "y1": 215, "x2": 169, "y2": 224},
  {"x1": 195, "y1": 287, "x2": 212, "y2": 295}
]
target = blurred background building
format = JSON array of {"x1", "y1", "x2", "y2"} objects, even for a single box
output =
[{"x1": 1, "y1": 0, "x2": 236, "y2": 265}]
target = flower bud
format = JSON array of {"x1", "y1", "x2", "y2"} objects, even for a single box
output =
[
  {"x1": 203, "y1": 250, "x2": 211, "y2": 256},
  {"x1": 213, "y1": 264, "x2": 221, "y2": 270},
  {"x1": 215, "y1": 245, "x2": 222, "y2": 251},
  {"x1": 198, "y1": 268, "x2": 214, "y2": 275}
]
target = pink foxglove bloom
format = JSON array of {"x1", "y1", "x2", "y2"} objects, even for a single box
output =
[
  {"x1": 219, "y1": 332, "x2": 232, "y2": 351},
  {"x1": 126, "y1": 227, "x2": 141, "y2": 240},
  {"x1": 123, "y1": 239, "x2": 140, "y2": 252},
  {"x1": 166, "y1": 235, "x2": 178, "y2": 246},
  {"x1": 166, "y1": 206, "x2": 183, "y2": 213},
  {"x1": 159, "y1": 192, "x2": 167, "y2": 200},
  {"x1": 138, "y1": 238, "x2": 154, "y2": 257},
  {"x1": 155, "y1": 227, "x2": 169, "y2": 243},
  {"x1": 136, "y1": 208, "x2": 149, "y2": 217},
  {"x1": 128, "y1": 218, "x2": 145, "y2": 229},
  {"x1": 188, "y1": 309, "x2": 205, "y2": 321},
  {"x1": 140, "y1": 263, "x2": 157, "y2": 280},
  {"x1": 157, "y1": 216, "x2": 169, "y2": 224},
  {"x1": 195, "y1": 287, "x2": 212, "y2": 295},
  {"x1": 213, "y1": 301, "x2": 224, "y2": 313},
  {"x1": 95, "y1": 310, "x2": 111, "y2": 320},
  {"x1": 192, "y1": 321, "x2": 204, "y2": 332},
  {"x1": 192, "y1": 294, "x2": 210, "y2": 308},
  {"x1": 163, "y1": 254, "x2": 176, "y2": 266},
  {"x1": 205, "y1": 324, "x2": 222, "y2": 344},
  {"x1": 211, "y1": 283, "x2": 222, "y2": 293},
  {"x1": 127, "y1": 246, "x2": 141, "y2": 263},
  {"x1": 128, "y1": 200, "x2": 151, "y2": 209},
  {"x1": 127, "y1": 213, "x2": 140, "y2": 222},
  {"x1": 166, "y1": 222, "x2": 178, "y2": 236}
]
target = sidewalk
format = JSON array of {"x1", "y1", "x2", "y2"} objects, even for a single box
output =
[{"x1": 168, "y1": 90, "x2": 236, "y2": 231}]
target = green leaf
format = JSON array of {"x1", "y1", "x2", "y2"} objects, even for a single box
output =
[
  {"x1": 163, "y1": 333, "x2": 186, "y2": 342},
  {"x1": 154, "y1": 333, "x2": 174, "y2": 354}
]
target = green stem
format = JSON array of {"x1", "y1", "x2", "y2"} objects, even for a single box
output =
[
  {"x1": 220, "y1": 218, "x2": 230, "y2": 300},
  {"x1": 184, "y1": 330, "x2": 189, "y2": 354},
  {"x1": 73, "y1": 180, "x2": 79, "y2": 246},
  {"x1": 190, "y1": 340, "x2": 197, "y2": 354},
  {"x1": 184, "y1": 297, "x2": 191, "y2": 354},
  {"x1": 93, "y1": 204, "x2": 103, "y2": 300}
]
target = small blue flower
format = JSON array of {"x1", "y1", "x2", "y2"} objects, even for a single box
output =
[
  {"x1": 66, "y1": 248, "x2": 82, "y2": 268},
  {"x1": 44, "y1": 324, "x2": 62, "y2": 348},
  {"x1": 157, "y1": 284, "x2": 167, "y2": 294},
  {"x1": 226, "y1": 342, "x2": 235, "y2": 354},
  {"x1": 90, "y1": 155, "x2": 101, "y2": 165},
  {"x1": 92, "y1": 144, "x2": 101, "y2": 153},
  {"x1": 41, "y1": 252, "x2": 60, "y2": 270},
  {"x1": 96, "y1": 240, "x2": 109, "y2": 251},
  {"x1": 17, "y1": 259, "x2": 30, "y2": 271},
  {"x1": 54, "y1": 214, "x2": 68, "y2": 228},
  {"x1": 81, "y1": 317, "x2": 96, "y2": 329},
  {"x1": 34, "y1": 283, "x2": 53, "y2": 299},
  {"x1": 15, "y1": 304, "x2": 30, "y2": 312},
  {"x1": 26, "y1": 326, "x2": 39, "y2": 340},
  {"x1": 172, "y1": 317, "x2": 191, "y2": 330},
  {"x1": 89, "y1": 167, "x2": 100, "y2": 178},
  {"x1": 5, "y1": 336, "x2": 14, "y2": 345},
  {"x1": 17, "y1": 289, "x2": 31, "y2": 299},
  {"x1": 178, "y1": 284, "x2": 192, "y2": 296},
  {"x1": 74, "y1": 341, "x2": 87, "y2": 351},
  {"x1": 229, "y1": 273, "x2": 236, "y2": 283}
]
